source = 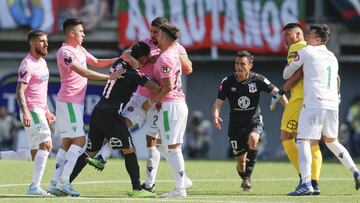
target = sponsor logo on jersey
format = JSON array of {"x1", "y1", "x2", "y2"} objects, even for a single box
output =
[
  {"x1": 248, "y1": 83, "x2": 257, "y2": 93},
  {"x1": 109, "y1": 137, "x2": 123, "y2": 148},
  {"x1": 231, "y1": 87, "x2": 236, "y2": 91},
  {"x1": 237, "y1": 96, "x2": 250, "y2": 109},
  {"x1": 161, "y1": 66, "x2": 170, "y2": 73}
]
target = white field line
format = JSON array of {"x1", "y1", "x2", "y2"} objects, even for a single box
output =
[{"x1": 0, "y1": 177, "x2": 354, "y2": 188}]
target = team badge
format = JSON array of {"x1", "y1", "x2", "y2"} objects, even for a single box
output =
[
  {"x1": 237, "y1": 96, "x2": 250, "y2": 109},
  {"x1": 127, "y1": 106, "x2": 134, "y2": 112},
  {"x1": 161, "y1": 66, "x2": 171, "y2": 73},
  {"x1": 248, "y1": 83, "x2": 257, "y2": 93},
  {"x1": 294, "y1": 52, "x2": 300, "y2": 61}
]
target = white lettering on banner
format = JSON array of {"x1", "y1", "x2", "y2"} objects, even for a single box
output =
[
  {"x1": 126, "y1": 0, "x2": 149, "y2": 41},
  {"x1": 281, "y1": 0, "x2": 298, "y2": 26},
  {"x1": 186, "y1": 0, "x2": 206, "y2": 43},
  {"x1": 223, "y1": 0, "x2": 243, "y2": 45},
  {"x1": 207, "y1": 0, "x2": 224, "y2": 43},
  {"x1": 261, "y1": 1, "x2": 281, "y2": 51},
  {"x1": 243, "y1": 0, "x2": 263, "y2": 47},
  {"x1": 144, "y1": 0, "x2": 165, "y2": 24},
  {"x1": 123, "y1": 0, "x2": 301, "y2": 52},
  {"x1": 169, "y1": 0, "x2": 192, "y2": 46},
  {"x1": 3, "y1": 93, "x2": 17, "y2": 113}
]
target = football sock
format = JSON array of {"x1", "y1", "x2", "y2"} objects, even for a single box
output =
[
  {"x1": 70, "y1": 153, "x2": 88, "y2": 183},
  {"x1": 245, "y1": 149, "x2": 258, "y2": 178},
  {"x1": 237, "y1": 171, "x2": 246, "y2": 179},
  {"x1": 0, "y1": 149, "x2": 31, "y2": 161},
  {"x1": 124, "y1": 152, "x2": 141, "y2": 190},
  {"x1": 157, "y1": 144, "x2": 169, "y2": 160},
  {"x1": 60, "y1": 144, "x2": 83, "y2": 184},
  {"x1": 100, "y1": 142, "x2": 113, "y2": 161},
  {"x1": 144, "y1": 146, "x2": 160, "y2": 188},
  {"x1": 311, "y1": 144, "x2": 322, "y2": 181},
  {"x1": 297, "y1": 140, "x2": 312, "y2": 184},
  {"x1": 51, "y1": 148, "x2": 66, "y2": 183},
  {"x1": 166, "y1": 148, "x2": 185, "y2": 190},
  {"x1": 326, "y1": 141, "x2": 359, "y2": 173},
  {"x1": 282, "y1": 139, "x2": 300, "y2": 173},
  {"x1": 31, "y1": 149, "x2": 49, "y2": 187}
]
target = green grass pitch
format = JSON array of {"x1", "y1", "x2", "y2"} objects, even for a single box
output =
[{"x1": 0, "y1": 159, "x2": 359, "y2": 202}]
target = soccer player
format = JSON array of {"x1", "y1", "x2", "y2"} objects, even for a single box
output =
[
  {"x1": 86, "y1": 17, "x2": 193, "y2": 193},
  {"x1": 47, "y1": 18, "x2": 124, "y2": 197},
  {"x1": 271, "y1": 23, "x2": 322, "y2": 194},
  {"x1": 16, "y1": 30, "x2": 55, "y2": 195},
  {"x1": 68, "y1": 41, "x2": 159, "y2": 197},
  {"x1": 285, "y1": 24, "x2": 360, "y2": 195},
  {"x1": 212, "y1": 50, "x2": 287, "y2": 192},
  {"x1": 141, "y1": 23, "x2": 189, "y2": 198}
]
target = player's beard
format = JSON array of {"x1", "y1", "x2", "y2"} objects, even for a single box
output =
[{"x1": 36, "y1": 46, "x2": 48, "y2": 57}]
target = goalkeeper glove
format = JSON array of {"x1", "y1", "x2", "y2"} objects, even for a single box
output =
[{"x1": 270, "y1": 88, "x2": 285, "y2": 111}]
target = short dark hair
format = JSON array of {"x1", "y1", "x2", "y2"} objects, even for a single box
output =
[
  {"x1": 236, "y1": 50, "x2": 254, "y2": 63},
  {"x1": 283, "y1": 23, "x2": 303, "y2": 31},
  {"x1": 27, "y1": 30, "x2": 47, "y2": 42},
  {"x1": 310, "y1": 24, "x2": 330, "y2": 44},
  {"x1": 130, "y1": 41, "x2": 150, "y2": 59},
  {"x1": 160, "y1": 23, "x2": 180, "y2": 41},
  {"x1": 151, "y1": 17, "x2": 168, "y2": 28},
  {"x1": 63, "y1": 18, "x2": 83, "y2": 34}
]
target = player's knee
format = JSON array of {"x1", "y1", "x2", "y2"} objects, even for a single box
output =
[
  {"x1": 39, "y1": 141, "x2": 52, "y2": 152},
  {"x1": 280, "y1": 130, "x2": 296, "y2": 141},
  {"x1": 323, "y1": 136, "x2": 337, "y2": 144},
  {"x1": 248, "y1": 133, "x2": 260, "y2": 150}
]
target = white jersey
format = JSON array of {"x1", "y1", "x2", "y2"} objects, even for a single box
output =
[{"x1": 283, "y1": 45, "x2": 339, "y2": 111}]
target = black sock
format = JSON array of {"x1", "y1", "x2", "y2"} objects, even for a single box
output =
[
  {"x1": 124, "y1": 152, "x2": 141, "y2": 190},
  {"x1": 70, "y1": 153, "x2": 88, "y2": 183},
  {"x1": 244, "y1": 149, "x2": 258, "y2": 178},
  {"x1": 238, "y1": 171, "x2": 246, "y2": 179}
]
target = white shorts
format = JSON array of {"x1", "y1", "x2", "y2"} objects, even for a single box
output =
[
  {"x1": 20, "y1": 108, "x2": 52, "y2": 149},
  {"x1": 298, "y1": 107, "x2": 339, "y2": 140},
  {"x1": 159, "y1": 101, "x2": 188, "y2": 145},
  {"x1": 122, "y1": 93, "x2": 159, "y2": 137},
  {"x1": 54, "y1": 100, "x2": 85, "y2": 138}
]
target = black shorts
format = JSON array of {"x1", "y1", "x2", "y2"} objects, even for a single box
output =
[
  {"x1": 228, "y1": 121, "x2": 264, "y2": 156},
  {"x1": 87, "y1": 107, "x2": 134, "y2": 152}
]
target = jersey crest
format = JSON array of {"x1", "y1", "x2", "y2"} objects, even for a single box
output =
[
  {"x1": 237, "y1": 96, "x2": 251, "y2": 109},
  {"x1": 161, "y1": 65, "x2": 171, "y2": 73},
  {"x1": 248, "y1": 83, "x2": 257, "y2": 93}
]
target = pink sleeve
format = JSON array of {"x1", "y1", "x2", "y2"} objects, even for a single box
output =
[
  {"x1": 58, "y1": 48, "x2": 78, "y2": 69},
  {"x1": 82, "y1": 47, "x2": 96, "y2": 63},
  {"x1": 157, "y1": 56, "x2": 173, "y2": 79},
  {"x1": 18, "y1": 60, "x2": 31, "y2": 83},
  {"x1": 176, "y1": 43, "x2": 187, "y2": 55}
]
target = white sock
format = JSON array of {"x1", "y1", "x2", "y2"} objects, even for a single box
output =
[
  {"x1": 326, "y1": 141, "x2": 359, "y2": 174},
  {"x1": 297, "y1": 140, "x2": 312, "y2": 184},
  {"x1": 157, "y1": 144, "x2": 169, "y2": 160},
  {"x1": 0, "y1": 149, "x2": 31, "y2": 161},
  {"x1": 31, "y1": 149, "x2": 49, "y2": 187},
  {"x1": 144, "y1": 146, "x2": 160, "y2": 187},
  {"x1": 166, "y1": 148, "x2": 185, "y2": 190},
  {"x1": 51, "y1": 148, "x2": 66, "y2": 183},
  {"x1": 60, "y1": 144, "x2": 83, "y2": 184},
  {"x1": 100, "y1": 142, "x2": 113, "y2": 160}
]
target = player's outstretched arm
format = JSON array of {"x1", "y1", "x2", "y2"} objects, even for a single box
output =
[
  {"x1": 70, "y1": 64, "x2": 125, "y2": 80},
  {"x1": 88, "y1": 57, "x2": 120, "y2": 69},
  {"x1": 270, "y1": 87, "x2": 288, "y2": 111},
  {"x1": 212, "y1": 99, "x2": 224, "y2": 130}
]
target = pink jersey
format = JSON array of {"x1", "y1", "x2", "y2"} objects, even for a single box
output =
[
  {"x1": 17, "y1": 54, "x2": 49, "y2": 111},
  {"x1": 154, "y1": 45, "x2": 186, "y2": 103},
  {"x1": 136, "y1": 38, "x2": 160, "y2": 98},
  {"x1": 56, "y1": 43, "x2": 96, "y2": 104}
]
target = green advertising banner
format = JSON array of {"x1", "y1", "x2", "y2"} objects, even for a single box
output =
[{"x1": 118, "y1": 0, "x2": 305, "y2": 54}]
